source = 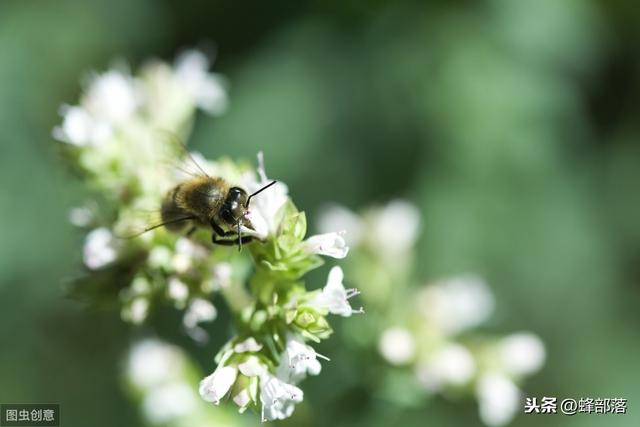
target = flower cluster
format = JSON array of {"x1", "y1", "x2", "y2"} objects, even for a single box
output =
[
  {"x1": 400, "y1": 276, "x2": 545, "y2": 427},
  {"x1": 55, "y1": 50, "x2": 233, "y2": 338},
  {"x1": 55, "y1": 50, "x2": 360, "y2": 421},
  {"x1": 318, "y1": 202, "x2": 545, "y2": 426},
  {"x1": 198, "y1": 163, "x2": 361, "y2": 420}
]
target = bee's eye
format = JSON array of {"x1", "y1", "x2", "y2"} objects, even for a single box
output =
[
  {"x1": 229, "y1": 187, "x2": 243, "y2": 199},
  {"x1": 220, "y1": 208, "x2": 235, "y2": 224}
]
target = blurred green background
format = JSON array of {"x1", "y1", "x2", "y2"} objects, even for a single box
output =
[{"x1": 1, "y1": 0, "x2": 639, "y2": 426}]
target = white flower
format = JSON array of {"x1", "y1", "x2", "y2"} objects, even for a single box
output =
[
  {"x1": 82, "y1": 69, "x2": 139, "y2": 124},
  {"x1": 171, "y1": 238, "x2": 204, "y2": 274},
  {"x1": 203, "y1": 262, "x2": 233, "y2": 292},
  {"x1": 242, "y1": 152, "x2": 289, "y2": 239},
  {"x1": 310, "y1": 266, "x2": 363, "y2": 317},
  {"x1": 233, "y1": 383, "x2": 258, "y2": 414},
  {"x1": 277, "y1": 335, "x2": 323, "y2": 384},
  {"x1": 234, "y1": 337, "x2": 263, "y2": 353},
  {"x1": 142, "y1": 383, "x2": 196, "y2": 424},
  {"x1": 415, "y1": 343, "x2": 476, "y2": 391},
  {"x1": 370, "y1": 200, "x2": 420, "y2": 253},
  {"x1": 499, "y1": 333, "x2": 545, "y2": 376},
  {"x1": 147, "y1": 246, "x2": 172, "y2": 269},
  {"x1": 317, "y1": 204, "x2": 363, "y2": 246},
  {"x1": 302, "y1": 231, "x2": 349, "y2": 259},
  {"x1": 231, "y1": 356, "x2": 265, "y2": 413},
  {"x1": 53, "y1": 105, "x2": 111, "y2": 146},
  {"x1": 83, "y1": 227, "x2": 118, "y2": 269},
  {"x1": 170, "y1": 255, "x2": 191, "y2": 273},
  {"x1": 127, "y1": 297, "x2": 149, "y2": 324},
  {"x1": 476, "y1": 373, "x2": 521, "y2": 427},
  {"x1": 131, "y1": 276, "x2": 151, "y2": 294},
  {"x1": 167, "y1": 277, "x2": 189, "y2": 305},
  {"x1": 417, "y1": 275, "x2": 494, "y2": 336},
  {"x1": 174, "y1": 50, "x2": 227, "y2": 115},
  {"x1": 128, "y1": 339, "x2": 183, "y2": 389},
  {"x1": 175, "y1": 237, "x2": 207, "y2": 259},
  {"x1": 68, "y1": 206, "x2": 93, "y2": 227},
  {"x1": 183, "y1": 298, "x2": 217, "y2": 330},
  {"x1": 238, "y1": 356, "x2": 267, "y2": 377},
  {"x1": 378, "y1": 327, "x2": 416, "y2": 365},
  {"x1": 213, "y1": 262, "x2": 233, "y2": 287},
  {"x1": 199, "y1": 365, "x2": 238, "y2": 405},
  {"x1": 259, "y1": 374, "x2": 303, "y2": 422}
]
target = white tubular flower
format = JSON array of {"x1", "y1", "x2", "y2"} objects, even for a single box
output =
[
  {"x1": 68, "y1": 206, "x2": 93, "y2": 227},
  {"x1": 378, "y1": 327, "x2": 416, "y2": 366},
  {"x1": 417, "y1": 275, "x2": 494, "y2": 336},
  {"x1": 498, "y1": 333, "x2": 546, "y2": 376},
  {"x1": 277, "y1": 335, "x2": 323, "y2": 384},
  {"x1": 310, "y1": 266, "x2": 363, "y2": 317},
  {"x1": 167, "y1": 277, "x2": 189, "y2": 305},
  {"x1": 171, "y1": 237, "x2": 206, "y2": 274},
  {"x1": 183, "y1": 298, "x2": 217, "y2": 330},
  {"x1": 203, "y1": 262, "x2": 233, "y2": 292},
  {"x1": 317, "y1": 204, "x2": 363, "y2": 246},
  {"x1": 232, "y1": 381, "x2": 258, "y2": 414},
  {"x1": 147, "y1": 246, "x2": 172, "y2": 269},
  {"x1": 175, "y1": 237, "x2": 208, "y2": 259},
  {"x1": 199, "y1": 365, "x2": 238, "y2": 405},
  {"x1": 232, "y1": 356, "x2": 266, "y2": 413},
  {"x1": 213, "y1": 262, "x2": 233, "y2": 286},
  {"x1": 53, "y1": 105, "x2": 111, "y2": 146},
  {"x1": 142, "y1": 383, "x2": 196, "y2": 424},
  {"x1": 302, "y1": 231, "x2": 349, "y2": 259},
  {"x1": 171, "y1": 241, "x2": 192, "y2": 274},
  {"x1": 83, "y1": 227, "x2": 118, "y2": 269},
  {"x1": 174, "y1": 50, "x2": 227, "y2": 115},
  {"x1": 415, "y1": 343, "x2": 476, "y2": 391},
  {"x1": 233, "y1": 389, "x2": 254, "y2": 413},
  {"x1": 128, "y1": 339, "x2": 183, "y2": 389},
  {"x1": 238, "y1": 356, "x2": 267, "y2": 377},
  {"x1": 82, "y1": 69, "x2": 139, "y2": 124},
  {"x1": 259, "y1": 374, "x2": 303, "y2": 422},
  {"x1": 242, "y1": 152, "x2": 289, "y2": 240},
  {"x1": 475, "y1": 373, "x2": 521, "y2": 427},
  {"x1": 234, "y1": 337, "x2": 263, "y2": 353},
  {"x1": 370, "y1": 200, "x2": 420, "y2": 253},
  {"x1": 126, "y1": 297, "x2": 149, "y2": 324}
]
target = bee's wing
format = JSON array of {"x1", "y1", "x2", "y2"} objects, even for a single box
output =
[
  {"x1": 113, "y1": 205, "x2": 196, "y2": 240},
  {"x1": 155, "y1": 129, "x2": 213, "y2": 180}
]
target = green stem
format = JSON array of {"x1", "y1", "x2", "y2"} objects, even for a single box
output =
[{"x1": 220, "y1": 279, "x2": 253, "y2": 313}]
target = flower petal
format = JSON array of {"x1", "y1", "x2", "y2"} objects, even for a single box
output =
[
  {"x1": 199, "y1": 366, "x2": 237, "y2": 404},
  {"x1": 303, "y1": 231, "x2": 349, "y2": 258},
  {"x1": 310, "y1": 266, "x2": 362, "y2": 317},
  {"x1": 234, "y1": 337, "x2": 263, "y2": 353}
]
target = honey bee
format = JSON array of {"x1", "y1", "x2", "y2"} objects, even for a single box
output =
[{"x1": 137, "y1": 150, "x2": 276, "y2": 250}]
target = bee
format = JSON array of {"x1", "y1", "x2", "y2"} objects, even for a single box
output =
[{"x1": 137, "y1": 149, "x2": 276, "y2": 250}]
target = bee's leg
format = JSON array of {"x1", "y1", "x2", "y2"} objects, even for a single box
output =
[
  {"x1": 185, "y1": 226, "x2": 197, "y2": 237},
  {"x1": 237, "y1": 236, "x2": 254, "y2": 245},
  {"x1": 210, "y1": 236, "x2": 236, "y2": 246},
  {"x1": 211, "y1": 235, "x2": 254, "y2": 246},
  {"x1": 210, "y1": 220, "x2": 236, "y2": 237}
]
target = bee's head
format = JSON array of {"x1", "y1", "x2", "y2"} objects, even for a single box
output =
[
  {"x1": 218, "y1": 181, "x2": 277, "y2": 252},
  {"x1": 220, "y1": 187, "x2": 251, "y2": 228},
  {"x1": 219, "y1": 181, "x2": 278, "y2": 229}
]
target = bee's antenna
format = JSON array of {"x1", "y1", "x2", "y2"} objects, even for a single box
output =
[
  {"x1": 246, "y1": 181, "x2": 277, "y2": 208},
  {"x1": 237, "y1": 220, "x2": 242, "y2": 252}
]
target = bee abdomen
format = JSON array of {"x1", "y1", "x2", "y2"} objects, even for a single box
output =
[{"x1": 161, "y1": 184, "x2": 194, "y2": 232}]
